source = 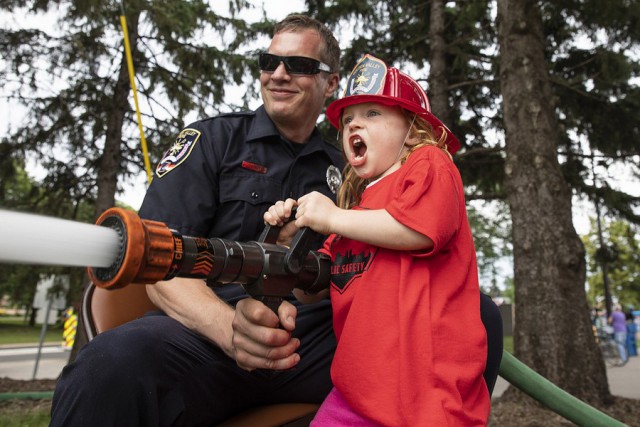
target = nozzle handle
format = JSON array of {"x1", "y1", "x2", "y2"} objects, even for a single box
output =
[{"x1": 257, "y1": 208, "x2": 317, "y2": 275}]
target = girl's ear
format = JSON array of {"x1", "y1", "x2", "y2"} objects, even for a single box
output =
[{"x1": 404, "y1": 129, "x2": 421, "y2": 147}]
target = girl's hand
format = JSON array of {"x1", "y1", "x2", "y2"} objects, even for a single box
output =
[
  {"x1": 264, "y1": 198, "x2": 298, "y2": 226},
  {"x1": 264, "y1": 199, "x2": 299, "y2": 246},
  {"x1": 295, "y1": 191, "x2": 339, "y2": 235}
]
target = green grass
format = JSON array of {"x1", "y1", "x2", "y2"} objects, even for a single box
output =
[
  {"x1": 503, "y1": 335, "x2": 513, "y2": 353},
  {"x1": 0, "y1": 316, "x2": 63, "y2": 346},
  {"x1": 0, "y1": 400, "x2": 50, "y2": 427},
  {"x1": 0, "y1": 316, "x2": 59, "y2": 426}
]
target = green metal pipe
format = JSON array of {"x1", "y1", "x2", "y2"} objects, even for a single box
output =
[
  {"x1": 0, "y1": 391, "x2": 54, "y2": 401},
  {"x1": 499, "y1": 351, "x2": 627, "y2": 427}
]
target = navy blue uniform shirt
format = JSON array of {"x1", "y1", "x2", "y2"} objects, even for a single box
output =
[{"x1": 139, "y1": 105, "x2": 344, "y2": 302}]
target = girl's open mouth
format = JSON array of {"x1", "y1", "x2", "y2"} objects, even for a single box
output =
[{"x1": 351, "y1": 136, "x2": 367, "y2": 160}]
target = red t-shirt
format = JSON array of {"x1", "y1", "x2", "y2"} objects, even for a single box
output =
[{"x1": 322, "y1": 146, "x2": 490, "y2": 425}]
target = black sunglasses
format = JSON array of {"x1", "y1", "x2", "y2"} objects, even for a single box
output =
[{"x1": 259, "y1": 53, "x2": 332, "y2": 75}]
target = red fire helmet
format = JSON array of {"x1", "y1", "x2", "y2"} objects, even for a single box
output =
[{"x1": 325, "y1": 54, "x2": 460, "y2": 155}]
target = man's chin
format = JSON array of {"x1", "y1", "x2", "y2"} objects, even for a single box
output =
[{"x1": 267, "y1": 105, "x2": 298, "y2": 124}]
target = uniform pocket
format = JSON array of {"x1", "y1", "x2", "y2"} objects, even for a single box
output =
[{"x1": 219, "y1": 174, "x2": 281, "y2": 206}]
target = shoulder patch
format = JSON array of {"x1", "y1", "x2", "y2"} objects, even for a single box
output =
[{"x1": 156, "y1": 128, "x2": 201, "y2": 178}]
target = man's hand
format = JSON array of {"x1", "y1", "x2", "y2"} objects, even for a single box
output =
[{"x1": 232, "y1": 298, "x2": 301, "y2": 371}]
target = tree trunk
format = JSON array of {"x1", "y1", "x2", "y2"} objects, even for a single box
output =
[
  {"x1": 94, "y1": 11, "x2": 140, "y2": 220},
  {"x1": 496, "y1": 0, "x2": 611, "y2": 405},
  {"x1": 427, "y1": 0, "x2": 451, "y2": 126}
]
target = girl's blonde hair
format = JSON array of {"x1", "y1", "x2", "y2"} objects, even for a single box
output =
[{"x1": 337, "y1": 110, "x2": 452, "y2": 209}]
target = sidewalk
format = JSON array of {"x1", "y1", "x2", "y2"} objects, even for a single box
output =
[
  {"x1": 492, "y1": 353, "x2": 640, "y2": 400},
  {"x1": 0, "y1": 342, "x2": 61, "y2": 350},
  {"x1": 0, "y1": 342, "x2": 69, "y2": 381}
]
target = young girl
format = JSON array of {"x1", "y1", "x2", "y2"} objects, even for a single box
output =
[{"x1": 264, "y1": 54, "x2": 490, "y2": 426}]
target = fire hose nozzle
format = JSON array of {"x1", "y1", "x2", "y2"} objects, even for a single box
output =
[
  {"x1": 88, "y1": 208, "x2": 175, "y2": 289},
  {"x1": 87, "y1": 208, "x2": 331, "y2": 304}
]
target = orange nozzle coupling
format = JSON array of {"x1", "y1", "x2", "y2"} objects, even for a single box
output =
[{"x1": 88, "y1": 208, "x2": 175, "y2": 289}]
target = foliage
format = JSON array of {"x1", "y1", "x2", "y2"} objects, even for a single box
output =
[
  {"x1": 0, "y1": 0, "x2": 263, "y2": 215},
  {"x1": 2, "y1": 0, "x2": 637, "y2": 282},
  {"x1": 467, "y1": 200, "x2": 513, "y2": 293},
  {"x1": 543, "y1": 1, "x2": 640, "y2": 223},
  {"x1": 311, "y1": 0, "x2": 640, "y2": 217},
  {"x1": 583, "y1": 218, "x2": 640, "y2": 309},
  {"x1": 311, "y1": 0, "x2": 506, "y2": 199},
  {"x1": 0, "y1": 161, "x2": 92, "y2": 310}
]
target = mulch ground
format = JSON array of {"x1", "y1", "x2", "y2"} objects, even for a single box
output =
[
  {"x1": 0, "y1": 378, "x2": 57, "y2": 393},
  {"x1": 489, "y1": 395, "x2": 640, "y2": 426},
  {"x1": 1, "y1": 377, "x2": 639, "y2": 425}
]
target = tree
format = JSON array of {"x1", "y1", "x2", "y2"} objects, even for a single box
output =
[
  {"x1": 0, "y1": 159, "x2": 91, "y2": 323},
  {"x1": 583, "y1": 218, "x2": 640, "y2": 309},
  {"x1": 312, "y1": 1, "x2": 507, "y2": 201},
  {"x1": 496, "y1": 0, "x2": 611, "y2": 405},
  {"x1": 467, "y1": 202, "x2": 513, "y2": 292},
  {"x1": 0, "y1": 0, "x2": 264, "y2": 221}
]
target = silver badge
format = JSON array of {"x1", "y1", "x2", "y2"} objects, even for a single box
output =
[{"x1": 326, "y1": 165, "x2": 342, "y2": 194}]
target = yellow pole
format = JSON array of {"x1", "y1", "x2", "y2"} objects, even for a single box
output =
[{"x1": 120, "y1": 9, "x2": 153, "y2": 184}]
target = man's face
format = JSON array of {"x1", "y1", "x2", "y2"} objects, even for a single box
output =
[{"x1": 260, "y1": 29, "x2": 338, "y2": 137}]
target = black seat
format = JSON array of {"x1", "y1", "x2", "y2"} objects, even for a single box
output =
[{"x1": 480, "y1": 292, "x2": 503, "y2": 395}]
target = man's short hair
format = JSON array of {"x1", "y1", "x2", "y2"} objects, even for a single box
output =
[{"x1": 274, "y1": 14, "x2": 340, "y2": 73}]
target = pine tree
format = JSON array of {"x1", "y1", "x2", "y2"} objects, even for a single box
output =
[
  {"x1": 583, "y1": 218, "x2": 640, "y2": 309},
  {"x1": 0, "y1": 0, "x2": 263, "y2": 219},
  {"x1": 496, "y1": 0, "x2": 611, "y2": 405}
]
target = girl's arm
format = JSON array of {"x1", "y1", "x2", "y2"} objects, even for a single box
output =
[{"x1": 296, "y1": 192, "x2": 433, "y2": 251}]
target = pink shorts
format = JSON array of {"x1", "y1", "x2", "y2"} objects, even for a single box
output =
[{"x1": 311, "y1": 387, "x2": 379, "y2": 426}]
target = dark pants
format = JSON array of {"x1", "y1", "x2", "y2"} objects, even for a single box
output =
[{"x1": 50, "y1": 301, "x2": 335, "y2": 427}]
